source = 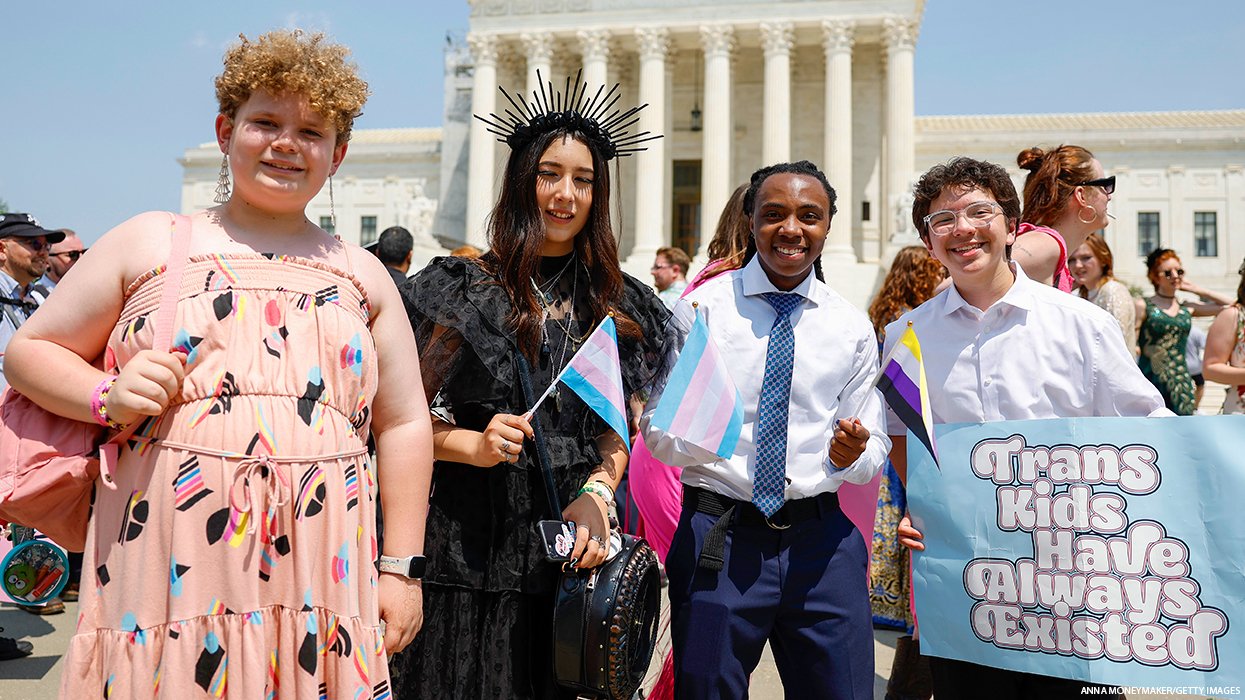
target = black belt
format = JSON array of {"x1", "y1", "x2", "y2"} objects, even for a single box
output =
[{"x1": 684, "y1": 486, "x2": 841, "y2": 572}]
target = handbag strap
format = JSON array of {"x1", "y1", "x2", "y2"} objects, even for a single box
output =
[{"x1": 514, "y1": 352, "x2": 563, "y2": 518}]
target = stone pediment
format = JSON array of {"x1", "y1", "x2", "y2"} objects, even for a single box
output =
[
  {"x1": 470, "y1": 0, "x2": 923, "y2": 21},
  {"x1": 918, "y1": 110, "x2": 1245, "y2": 133}
]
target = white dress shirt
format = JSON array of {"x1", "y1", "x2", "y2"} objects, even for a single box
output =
[
  {"x1": 882, "y1": 262, "x2": 1170, "y2": 432},
  {"x1": 643, "y1": 256, "x2": 891, "y2": 502}
]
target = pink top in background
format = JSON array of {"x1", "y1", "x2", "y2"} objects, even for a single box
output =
[{"x1": 1016, "y1": 222, "x2": 1074, "y2": 293}]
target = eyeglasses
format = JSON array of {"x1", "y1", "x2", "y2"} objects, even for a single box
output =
[
  {"x1": 650, "y1": 263, "x2": 671, "y2": 271},
  {"x1": 922, "y1": 201, "x2": 1003, "y2": 237},
  {"x1": 1159, "y1": 268, "x2": 1186, "y2": 279},
  {"x1": 2, "y1": 237, "x2": 49, "y2": 252},
  {"x1": 53, "y1": 250, "x2": 86, "y2": 261},
  {"x1": 1079, "y1": 175, "x2": 1116, "y2": 195}
]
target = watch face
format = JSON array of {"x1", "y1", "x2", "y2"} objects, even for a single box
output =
[
  {"x1": 407, "y1": 557, "x2": 426, "y2": 579},
  {"x1": 381, "y1": 555, "x2": 426, "y2": 579}
]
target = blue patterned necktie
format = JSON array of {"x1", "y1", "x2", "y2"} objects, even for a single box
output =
[{"x1": 752, "y1": 292, "x2": 802, "y2": 517}]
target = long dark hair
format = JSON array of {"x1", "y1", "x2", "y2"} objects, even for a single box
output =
[{"x1": 480, "y1": 128, "x2": 635, "y2": 360}]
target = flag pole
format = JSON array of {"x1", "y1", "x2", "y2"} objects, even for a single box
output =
[{"x1": 522, "y1": 312, "x2": 613, "y2": 420}]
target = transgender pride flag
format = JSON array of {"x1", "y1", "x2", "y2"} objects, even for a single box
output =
[
  {"x1": 649, "y1": 306, "x2": 744, "y2": 460},
  {"x1": 529, "y1": 315, "x2": 632, "y2": 447},
  {"x1": 874, "y1": 322, "x2": 938, "y2": 465}
]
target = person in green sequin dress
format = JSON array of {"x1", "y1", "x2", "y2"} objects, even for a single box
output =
[{"x1": 1134, "y1": 248, "x2": 1230, "y2": 415}]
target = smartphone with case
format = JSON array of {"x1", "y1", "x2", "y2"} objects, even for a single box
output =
[{"x1": 537, "y1": 519, "x2": 577, "y2": 563}]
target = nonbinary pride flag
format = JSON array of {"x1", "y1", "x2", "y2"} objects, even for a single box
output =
[
  {"x1": 649, "y1": 306, "x2": 744, "y2": 460},
  {"x1": 553, "y1": 315, "x2": 631, "y2": 448},
  {"x1": 874, "y1": 322, "x2": 938, "y2": 465}
]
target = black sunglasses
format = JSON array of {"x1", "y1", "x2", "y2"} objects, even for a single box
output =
[
  {"x1": 2, "y1": 237, "x2": 50, "y2": 252},
  {"x1": 1079, "y1": 175, "x2": 1116, "y2": 195},
  {"x1": 54, "y1": 249, "x2": 85, "y2": 261}
]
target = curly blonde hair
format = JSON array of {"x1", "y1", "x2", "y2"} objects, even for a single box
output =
[{"x1": 215, "y1": 29, "x2": 369, "y2": 145}]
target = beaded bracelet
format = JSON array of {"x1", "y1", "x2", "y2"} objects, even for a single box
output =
[
  {"x1": 577, "y1": 480, "x2": 615, "y2": 506},
  {"x1": 90, "y1": 377, "x2": 124, "y2": 430}
]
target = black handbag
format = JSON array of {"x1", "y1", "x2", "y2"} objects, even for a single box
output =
[{"x1": 516, "y1": 353, "x2": 662, "y2": 700}]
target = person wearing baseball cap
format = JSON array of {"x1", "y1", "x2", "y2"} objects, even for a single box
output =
[
  {"x1": 0, "y1": 213, "x2": 66, "y2": 244},
  {"x1": 0, "y1": 213, "x2": 70, "y2": 617},
  {"x1": 0, "y1": 213, "x2": 65, "y2": 389}
]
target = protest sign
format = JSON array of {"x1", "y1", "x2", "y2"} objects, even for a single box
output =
[{"x1": 908, "y1": 416, "x2": 1245, "y2": 690}]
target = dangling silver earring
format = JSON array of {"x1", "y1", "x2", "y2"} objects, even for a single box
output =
[
  {"x1": 329, "y1": 175, "x2": 337, "y2": 230},
  {"x1": 214, "y1": 155, "x2": 231, "y2": 204}
]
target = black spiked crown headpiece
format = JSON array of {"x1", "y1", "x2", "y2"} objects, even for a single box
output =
[{"x1": 474, "y1": 69, "x2": 663, "y2": 161}]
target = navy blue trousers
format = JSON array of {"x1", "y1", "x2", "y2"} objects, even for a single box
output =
[{"x1": 667, "y1": 496, "x2": 874, "y2": 699}]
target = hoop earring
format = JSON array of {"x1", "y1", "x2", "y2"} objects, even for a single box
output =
[
  {"x1": 214, "y1": 155, "x2": 231, "y2": 204},
  {"x1": 329, "y1": 175, "x2": 337, "y2": 231},
  {"x1": 1078, "y1": 204, "x2": 1098, "y2": 225}
]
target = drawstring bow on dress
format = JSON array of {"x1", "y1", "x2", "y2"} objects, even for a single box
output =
[{"x1": 229, "y1": 454, "x2": 291, "y2": 545}]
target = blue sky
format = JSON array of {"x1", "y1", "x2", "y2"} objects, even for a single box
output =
[{"x1": 3, "y1": 1, "x2": 1241, "y2": 242}]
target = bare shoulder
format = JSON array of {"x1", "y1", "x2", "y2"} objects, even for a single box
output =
[
  {"x1": 1011, "y1": 228, "x2": 1061, "y2": 260},
  {"x1": 343, "y1": 242, "x2": 402, "y2": 315},
  {"x1": 91, "y1": 211, "x2": 183, "y2": 287}
]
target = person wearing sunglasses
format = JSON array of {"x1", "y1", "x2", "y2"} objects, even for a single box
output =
[
  {"x1": 1133, "y1": 247, "x2": 1231, "y2": 415},
  {"x1": 1012, "y1": 144, "x2": 1114, "y2": 291},
  {"x1": 0, "y1": 213, "x2": 64, "y2": 393},
  {"x1": 41, "y1": 229, "x2": 86, "y2": 290}
]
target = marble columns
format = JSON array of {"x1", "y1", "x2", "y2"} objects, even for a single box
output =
[
  {"x1": 466, "y1": 33, "x2": 499, "y2": 247},
  {"x1": 883, "y1": 16, "x2": 918, "y2": 253},
  {"x1": 822, "y1": 20, "x2": 856, "y2": 262},
  {"x1": 698, "y1": 24, "x2": 735, "y2": 261},
  {"x1": 760, "y1": 22, "x2": 794, "y2": 165},
  {"x1": 628, "y1": 27, "x2": 671, "y2": 268}
]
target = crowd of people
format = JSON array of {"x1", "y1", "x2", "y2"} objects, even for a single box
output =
[{"x1": 2, "y1": 26, "x2": 1242, "y2": 700}]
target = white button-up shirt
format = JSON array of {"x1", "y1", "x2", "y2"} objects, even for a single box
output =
[
  {"x1": 643, "y1": 256, "x2": 891, "y2": 502},
  {"x1": 882, "y1": 263, "x2": 1169, "y2": 431}
]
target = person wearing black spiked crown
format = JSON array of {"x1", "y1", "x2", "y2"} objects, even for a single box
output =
[{"x1": 388, "y1": 76, "x2": 670, "y2": 698}]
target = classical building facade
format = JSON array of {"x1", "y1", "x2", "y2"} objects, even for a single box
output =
[
  {"x1": 450, "y1": 0, "x2": 926, "y2": 296},
  {"x1": 181, "y1": 0, "x2": 1245, "y2": 307}
]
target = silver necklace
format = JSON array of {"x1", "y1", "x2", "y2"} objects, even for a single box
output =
[
  {"x1": 534, "y1": 265, "x2": 580, "y2": 411},
  {"x1": 534, "y1": 254, "x2": 576, "y2": 304}
]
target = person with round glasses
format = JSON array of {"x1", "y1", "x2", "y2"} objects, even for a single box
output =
[
  {"x1": 893, "y1": 157, "x2": 1168, "y2": 698},
  {"x1": 1134, "y1": 248, "x2": 1230, "y2": 415},
  {"x1": 1013, "y1": 144, "x2": 1114, "y2": 291}
]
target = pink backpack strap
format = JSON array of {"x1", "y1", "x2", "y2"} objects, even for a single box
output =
[
  {"x1": 99, "y1": 214, "x2": 195, "y2": 487},
  {"x1": 152, "y1": 214, "x2": 194, "y2": 351}
]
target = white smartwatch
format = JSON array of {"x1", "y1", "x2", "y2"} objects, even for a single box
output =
[{"x1": 377, "y1": 554, "x2": 427, "y2": 580}]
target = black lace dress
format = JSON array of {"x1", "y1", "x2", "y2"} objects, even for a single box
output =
[{"x1": 389, "y1": 253, "x2": 669, "y2": 699}]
